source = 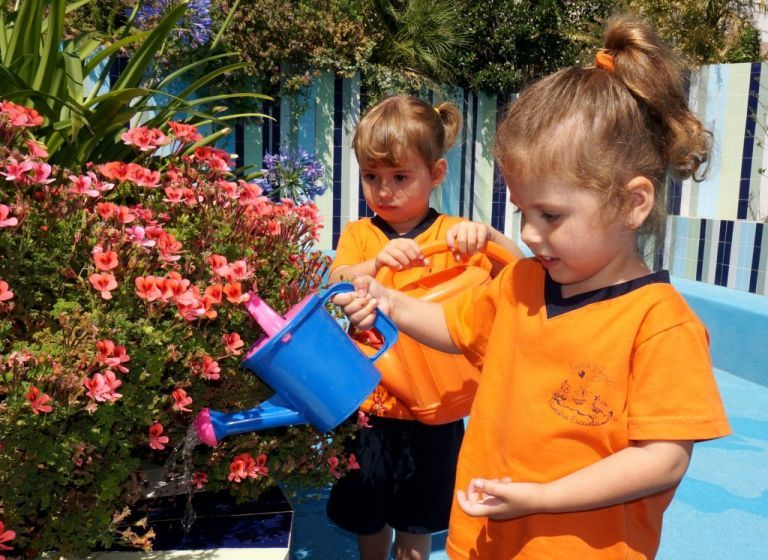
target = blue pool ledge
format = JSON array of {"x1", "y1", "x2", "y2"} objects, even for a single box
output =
[
  {"x1": 658, "y1": 277, "x2": 768, "y2": 559},
  {"x1": 672, "y1": 276, "x2": 768, "y2": 386}
]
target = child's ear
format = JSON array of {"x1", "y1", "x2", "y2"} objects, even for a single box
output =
[
  {"x1": 624, "y1": 176, "x2": 654, "y2": 229},
  {"x1": 430, "y1": 158, "x2": 447, "y2": 189}
]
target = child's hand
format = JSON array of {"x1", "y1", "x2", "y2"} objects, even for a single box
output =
[
  {"x1": 456, "y1": 477, "x2": 541, "y2": 521},
  {"x1": 446, "y1": 220, "x2": 494, "y2": 260},
  {"x1": 374, "y1": 238, "x2": 426, "y2": 273},
  {"x1": 331, "y1": 275, "x2": 393, "y2": 330}
]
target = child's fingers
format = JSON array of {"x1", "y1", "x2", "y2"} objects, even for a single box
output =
[
  {"x1": 352, "y1": 274, "x2": 375, "y2": 296},
  {"x1": 395, "y1": 243, "x2": 425, "y2": 268},
  {"x1": 331, "y1": 292, "x2": 355, "y2": 306},
  {"x1": 346, "y1": 296, "x2": 378, "y2": 330}
]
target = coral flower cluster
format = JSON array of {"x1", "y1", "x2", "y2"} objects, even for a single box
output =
[{"x1": 0, "y1": 101, "x2": 360, "y2": 555}]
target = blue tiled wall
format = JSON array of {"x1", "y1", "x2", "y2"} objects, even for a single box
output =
[{"x1": 238, "y1": 66, "x2": 768, "y2": 296}]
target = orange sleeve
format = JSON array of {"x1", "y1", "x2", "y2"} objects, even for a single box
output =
[
  {"x1": 628, "y1": 317, "x2": 731, "y2": 441},
  {"x1": 331, "y1": 221, "x2": 365, "y2": 273}
]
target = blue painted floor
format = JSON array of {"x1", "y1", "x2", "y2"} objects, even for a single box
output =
[{"x1": 289, "y1": 369, "x2": 768, "y2": 559}]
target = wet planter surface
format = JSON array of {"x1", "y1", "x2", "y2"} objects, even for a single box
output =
[{"x1": 105, "y1": 486, "x2": 293, "y2": 556}]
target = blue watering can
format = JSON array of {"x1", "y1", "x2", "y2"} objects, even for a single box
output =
[{"x1": 194, "y1": 282, "x2": 397, "y2": 446}]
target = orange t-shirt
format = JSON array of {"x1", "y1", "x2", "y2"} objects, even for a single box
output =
[
  {"x1": 332, "y1": 210, "x2": 490, "y2": 418},
  {"x1": 442, "y1": 258, "x2": 731, "y2": 559}
]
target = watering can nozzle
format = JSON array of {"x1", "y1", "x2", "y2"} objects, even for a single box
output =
[
  {"x1": 194, "y1": 397, "x2": 307, "y2": 445},
  {"x1": 194, "y1": 408, "x2": 219, "y2": 447}
]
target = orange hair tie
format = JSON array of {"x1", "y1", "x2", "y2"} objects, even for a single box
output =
[{"x1": 595, "y1": 50, "x2": 615, "y2": 72}]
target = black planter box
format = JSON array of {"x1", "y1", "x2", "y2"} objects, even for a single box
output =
[{"x1": 108, "y1": 486, "x2": 293, "y2": 553}]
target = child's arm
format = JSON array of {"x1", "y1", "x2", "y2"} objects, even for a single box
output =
[
  {"x1": 332, "y1": 275, "x2": 459, "y2": 354},
  {"x1": 446, "y1": 220, "x2": 525, "y2": 261},
  {"x1": 329, "y1": 238, "x2": 426, "y2": 283},
  {"x1": 457, "y1": 439, "x2": 693, "y2": 520}
]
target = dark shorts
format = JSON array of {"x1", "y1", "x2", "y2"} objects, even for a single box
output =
[{"x1": 326, "y1": 415, "x2": 464, "y2": 536}]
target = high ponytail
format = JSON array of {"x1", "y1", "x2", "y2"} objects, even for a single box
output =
[
  {"x1": 603, "y1": 15, "x2": 711, "y2": 181},
  {"x1": 353, "y1": 95, "x2": 463, "y2": 168},
  {"x1": 435, "y1": 101, "x2": 463, "y2": 152}
]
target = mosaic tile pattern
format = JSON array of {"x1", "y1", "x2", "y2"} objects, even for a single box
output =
[{"x1": 236, "y1": 66, "x2": 768, "y2": 295}]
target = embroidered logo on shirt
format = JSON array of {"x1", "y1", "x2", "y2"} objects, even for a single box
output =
[{"x1": 549, "y1": 364, "x2": 614, "y2": 426}]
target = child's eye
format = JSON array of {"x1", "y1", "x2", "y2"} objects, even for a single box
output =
[
  {"x1": 362, "y1": 173, "x2": 378, "y2": 182},
  {"x1": 541, "y1": 212, "x2": 559, "y2": 223},
  {"x1": 394, "y1": 174, "x2": 408, "y2": 182}
]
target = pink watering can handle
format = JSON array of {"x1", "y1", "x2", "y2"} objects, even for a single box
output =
[{"x1": 245, "y1": 293, "x2": 287, "y2": 337}]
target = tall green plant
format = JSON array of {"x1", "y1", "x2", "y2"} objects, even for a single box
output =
[
  {"x1": 0, "y1": 0, "x2": 268, "y2": 167},
  {"x1": 370, "y1": 0, "x2": 468, "y2": 84}
]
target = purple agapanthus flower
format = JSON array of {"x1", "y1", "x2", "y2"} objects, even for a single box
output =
[
  {"x1": 256, "y1": 150, "x2": 326, "y2": 203},
  {"x1": 133, "y1": 0, "x2": 212, "y2": 47}
]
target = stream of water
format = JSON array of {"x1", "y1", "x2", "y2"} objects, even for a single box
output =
[{"x1": 156, "y1": 423, "x2": 202, "y2": 533}]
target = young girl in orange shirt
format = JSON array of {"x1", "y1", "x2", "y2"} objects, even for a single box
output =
[
  {"x1": 333, "y1": 16, "x2": 731, "y2": 559},
  {"x1": 326, "y1": 94, "x2": 521, "y2": 560}
]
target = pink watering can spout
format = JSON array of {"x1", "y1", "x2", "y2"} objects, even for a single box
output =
[
  {"x1": 245, "y1": 293, "x2": 287, "y2": 338},
  {"x1": 193, "y1": 282, "x2": 398, "y2": 446}
]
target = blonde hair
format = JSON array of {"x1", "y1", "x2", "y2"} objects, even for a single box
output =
[
  {"x1": 353, "y1": 95, "x2": 462, "y2": 168},
  {"x1": 494, "y1": 15, "x2": 711, "y2": 240}
]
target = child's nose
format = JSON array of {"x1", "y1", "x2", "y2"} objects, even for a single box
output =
[
  {"x1": 377, "y1": 183, "x2": 394, "y2": 199},
  {"x1": 521, "y1": 221, "x2": 541, "y2": 246}
]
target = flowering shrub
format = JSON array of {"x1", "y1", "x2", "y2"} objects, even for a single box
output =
[
  {"x1": 256, "y1": 150, "x2": 326, "y2": 202},
  {"x1": 0, "y1": 101, "x2": 360, "y2": 557}
]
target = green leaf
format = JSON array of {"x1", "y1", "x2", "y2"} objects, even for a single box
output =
[
  {"x1": 33, "y1": 0, "x2": 66, "y2": 92},
  {"x1": 2, "y1": 0, "x2": 42, "y2": 77}
]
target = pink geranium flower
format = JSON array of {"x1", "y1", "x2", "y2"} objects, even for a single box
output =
[
  {"x1": 203, "y1": 284, "x2": 223, "y2": 306},
  {"x1": 1, "y1": 100, "x2": 43, "y2": 127},
  {"x1": 347, "y1": 453, "x2": 360, "y2": 470},
  {"x1": 88, "y1": 273, "x2": 118, "y2": 300},
  {"x1": 169, "y1": 121, "x2": 203, "y2": 144},
  {"x1": 192, "y1": 471, "x2": 208, "y2": 489},
  {"x1": 84, "y1": 371, "x2": 122, "y2": 402},
  {"x1": 25, "y1": 386, "x2": 53, "y2": 415},
  {"x1": 327, "y1": 456, "x2": 342, "y2": 479},
  {"x1": 223, "y1": 282, "x2": 248, "y2": 304},
  {"x1": 222, "y1": 332, "x2": 244, "y2": 355},
  {"x1": 98, "y1": 161, "x2": 129, "y2": 182},
  {"x1": 135, "y1": 276, "x2": 162, "y2": 302},
  {"x1": 96, "y1": 202, "x2": 118, "y2": 220},
  {"x1": 93, "y1": 250, "x2": 119, "y2": 271},
  {"x1": 149, "y1": 422, "x2": 170, "y2": 450},
  {"x1": 228, "y1": 259, "x2": 252, "y2": 281},
  {"x1": 25, "y1": 139, "x2": 48, "y2": 158},
  {"x1": 227, "y1": 452, "x2": 268, "y2": 482},
  {"x1": 0, "y1": 519, "x2": 16, "y2": 551},
  {"x1": 115, "y1": 205, "x2": 136, "y2": 224},
  {"x1": 0, "y1": 205, "x2": 16, "y2": 227},
  {"x1": 0, "y1": 158, "x2": 33, "y2": 182},
  {"x1": 193, "y1": 146, "x2": 233, "y2": 172},
  {"x1": 191, "y1": 355, "x2": 220, "y2": 380},
  {"x1": 68, "y1": 174, "x2": 101, "y2": 197},
  {"x1": 208, "y1": 254, "x2": 231, "y2": 277},
  {"x1": 163, "y1": 186, "x2": 185, "y2": 204},
  {"x1": 171, "y1": 388, "x2": 193, "y2": 412},
  {"x1": 95, "y1": 339, "x2": 130, "y2": 373},
  {"x1": 29, "y1": 162, "x2": 55, "y2": 185},
  {"x1": 126, "y1": 162, "x2": 161, "y2": 188},
  {"x1": 238, "y1": 182, "x2": 265, "y2": 206},
  {"x1": 0, "y1": 280, "x2": 13, "y2": 302},
  {"x1": 121, "y1": 126, "x2": 171, "y2": 152}
]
